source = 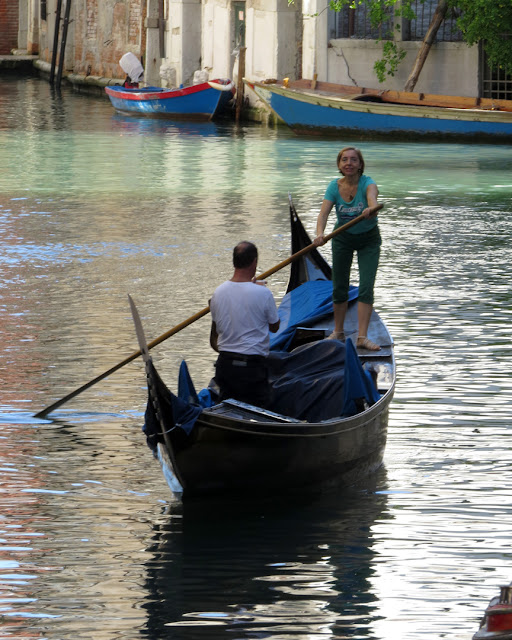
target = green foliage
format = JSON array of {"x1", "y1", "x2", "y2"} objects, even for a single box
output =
[
  {"x1": 448, "y1": 0, "x2": 512, "y2": 75},
  {"x1": 374, "y1": 41, "x2": 407, "y2": 82}
]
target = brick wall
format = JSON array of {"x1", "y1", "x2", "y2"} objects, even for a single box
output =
[
  {"x1": 71, "y1": 0, "x2": 143, "y2": 79},
  {"x1": 0, "y1": 0, "x2": 19, "y2": 54}
]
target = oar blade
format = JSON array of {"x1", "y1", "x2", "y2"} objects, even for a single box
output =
[{"x1": 128, "y1": 294, "x2": 151, "y2": 364}]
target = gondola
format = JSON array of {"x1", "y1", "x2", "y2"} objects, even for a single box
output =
[{"x1": 130, "y1": 198, "x2": 395, "y2": 500}]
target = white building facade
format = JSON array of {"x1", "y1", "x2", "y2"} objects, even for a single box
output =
[{"x1": 18, "y1": 0, "x2": 509, "y2": 104}]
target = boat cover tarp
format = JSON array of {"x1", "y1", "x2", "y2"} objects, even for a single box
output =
[
  {"x1": 267, "y1": 338, "x2": 379, "y2": 422},
  {"x1": 142, "y1": 279, "x2": 379, "y2": 444},
  {"x1": 270, "y1": 280, "x2": 359, "y2": 351},
  {"x1": 143, "y1": 361, "x2": 202, "y2": 451},
  {"x1": 267, "y1": 340, "x2": 346, "y2": 421}
]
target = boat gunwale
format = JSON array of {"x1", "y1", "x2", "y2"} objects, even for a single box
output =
[
  {"x1": 105, "y1": 79, "x2": 232, "y2": 102},
  {"x1": 248, "y1": 80, "x2": 512, "y2": 124},
  {"x1": 247, "y1": 78, "x2": 512, "y2": 113}
]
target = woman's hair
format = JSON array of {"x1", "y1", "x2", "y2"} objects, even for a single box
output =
[{"x1": 337, "y1": 147, "x2": 365, "y2": 175}]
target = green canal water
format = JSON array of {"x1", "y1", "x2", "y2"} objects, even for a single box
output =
[{"x1": 1, "y1": 75, "x2": 512, "y2": 639}]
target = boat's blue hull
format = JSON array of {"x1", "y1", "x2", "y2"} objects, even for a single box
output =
[
  {"x1": 105, "y1": 80, "x2": 234, "y2": 120},
  {"x1": 248, "y1": 81, "x2": 512, "y2": 141}
]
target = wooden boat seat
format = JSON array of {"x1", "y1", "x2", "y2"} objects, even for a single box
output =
[{"x1": 207, "y1": 399, "x2": 301, "y2": 423}]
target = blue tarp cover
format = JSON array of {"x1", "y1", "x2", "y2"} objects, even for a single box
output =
[
  {"x1": 143, "y1": 361, "x2": 202, "y2": 452},
  {"x1": 270, "y1": 280, "x2": 359, "y2": 351}
]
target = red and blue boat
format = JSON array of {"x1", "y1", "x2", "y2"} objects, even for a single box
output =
[
  {"x1": 105, "y1": 79, "x2": 235, "y2": 120},
  {"x1": 474, "y1": 583, "x2": 512, "y2": 640},
  {"x1": 245, "y1": 78, "x2": 512, "y2": 142}
]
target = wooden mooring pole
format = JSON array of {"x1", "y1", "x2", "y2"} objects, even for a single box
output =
[
  {"x1": 235, "y1": 47, "x2": 246, "y2": 122},
  {"x1": 49, "y1": 0, "x2": 63, "y2": 85},
  {"x1": 55, "y1": 0, "x2": 72, "y2": 89}
]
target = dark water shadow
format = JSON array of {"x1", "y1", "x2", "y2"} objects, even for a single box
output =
[{"x1": 140, "y1": 469, "x2": 391, "y2": 639}]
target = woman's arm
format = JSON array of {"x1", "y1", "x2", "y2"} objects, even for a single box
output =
[
  {"x1": 313, "y1": 199, "x2": 334, "y2": 246},
  {"x1": 363, "y1": 182, "x2": 379, "y2": 218}
]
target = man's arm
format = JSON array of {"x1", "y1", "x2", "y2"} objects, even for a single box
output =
[
  {"x1": 269, "y1": 320, "x2": 280, "y2": 333},
  {"x1": 210, "y1": 321, "x2": 219, "y2": 352}
]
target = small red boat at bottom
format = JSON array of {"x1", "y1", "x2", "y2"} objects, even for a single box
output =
[{"x1": 474, "y1": 583, "x2": 512, "y2": 639}]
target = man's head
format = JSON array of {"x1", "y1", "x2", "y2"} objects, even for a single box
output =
[{"x1": 233, "y1": 241, "x2": 258, "y2": 270}]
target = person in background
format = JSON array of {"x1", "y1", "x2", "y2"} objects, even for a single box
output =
[
  {"x1": 313, "y1": 146, "x2": 382, "y2": 351},
  {"x1": 209, "y1": 241, "x2": 280, "y2": 407}
]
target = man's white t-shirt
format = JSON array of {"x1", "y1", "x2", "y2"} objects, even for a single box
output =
[{"x1": 210, "y1": 281, "x2": 280, "y2": 356}]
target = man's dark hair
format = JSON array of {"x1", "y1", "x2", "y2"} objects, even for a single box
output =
[{"x1": 233, "y1": 241, "x2": 258, "y2": 269}]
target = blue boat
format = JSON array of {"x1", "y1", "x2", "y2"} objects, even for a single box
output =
[
  {"x1": 246, "y1": 79, "x2": 512, "y2": 142},
  {"x1": 105, "y1": 79, "x2": 234, "y2": 120}
]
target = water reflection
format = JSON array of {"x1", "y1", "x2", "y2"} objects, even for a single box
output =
[
  {"x1": 143, "y1": 481, "x2": 389, "y2": 639},
  {"x1": 109, "y1": 112, "x2": 225, "y2": 138}
]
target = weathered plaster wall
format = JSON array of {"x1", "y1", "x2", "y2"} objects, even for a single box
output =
[
  {"x1": 327, "y1": 40, "x2": 479, "y2": 96},
  {"x1": 201, "y1": 0, "x2": 232, "y2": 81},
  {"x1": 300, "y1": 0, "x2": 479, "y2": 97},
  {"x1": 165, "y1": 0, "x2": 201, "y2": 86},
  {"x1": 245, "y1": 0, "x2": 301, "y2": 82}
]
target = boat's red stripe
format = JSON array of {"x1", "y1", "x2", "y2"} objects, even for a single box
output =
[
  {"x1": 105, "y1": 80, "x2": 227, "y2": 102},
  {"x1": 487, "y1": 608, "x2": 512, "y2": 632}
]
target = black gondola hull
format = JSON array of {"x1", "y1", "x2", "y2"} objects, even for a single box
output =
[{"x1": 159, "y1": 384, "x2": 393, "y2": 498}]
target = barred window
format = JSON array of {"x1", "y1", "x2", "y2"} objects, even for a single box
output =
[
  {"x1": 480, "y1": 43, "x2": 512, "y2": 100},
  {"x1": 329, "y1": 0, "x2": 463, "y2": 43},
  {"x1": 408, "y1": 0, "x2": 462, "y2": 42},
  {"x1": 329, "y1": 3, "x2": 393, "y2": 40}
]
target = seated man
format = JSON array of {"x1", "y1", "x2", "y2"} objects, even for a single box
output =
[{"x1": 209, "y1": 241, "x2": 280, "y2": 408}]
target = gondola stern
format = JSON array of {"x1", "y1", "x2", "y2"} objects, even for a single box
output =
[{"x1": 287, "y1": 194, "x2": 332, "y2": 293}]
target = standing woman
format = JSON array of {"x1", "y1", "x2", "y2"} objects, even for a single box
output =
[{"x1": 313, "y1": 146, "x2": 381, "y2": 351}]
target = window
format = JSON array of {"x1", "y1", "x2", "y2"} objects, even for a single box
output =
[
  {"x1": 480, "y1": 43, "x2": 512, "y2": 100},
  {"x1": 408, "y1": 0, "x2": 462, "y2": 42},
  {"x1": 329, "y1": 0, "x2": 462, "y2": 43},
  {"x1": 329, "y1": 3, "x2": 393, "y2": 40}
]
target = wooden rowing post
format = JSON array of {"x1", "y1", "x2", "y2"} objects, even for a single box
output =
[
  {"x1": 235, "y1": 47, "x2": 246, "y2": 122},
  {"x1": 311, "y1": 73, "x2": 318, "y2": 90}
]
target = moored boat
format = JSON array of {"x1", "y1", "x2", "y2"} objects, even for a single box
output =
[
  {"x1": 245, "y1": 78, "x2": 512, "y2": 142},
  {"x1": 105, "y1": 79, "x2": 235, "y2": 120},
  {"x1": 130, "y1": 198, "x2": 395, "y2": 500},
  {"x1": 474, "y1": 583, "x2": 512, "y2": 640}
]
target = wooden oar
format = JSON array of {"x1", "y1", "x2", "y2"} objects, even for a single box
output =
[
  {"x1": 257, "y1": 203, "x2": 383, "y2": 281},
  {"x1": 34, "y1": 204, "x2": 383, "y2": 419}
]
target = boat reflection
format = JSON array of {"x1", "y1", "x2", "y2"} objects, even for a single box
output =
[
  {"x1": 141, "y1": 470, "x2": 390, "y2": 639},
  {"x1": 110, "y1": 113, "x2": 227, "y2": 138}
]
